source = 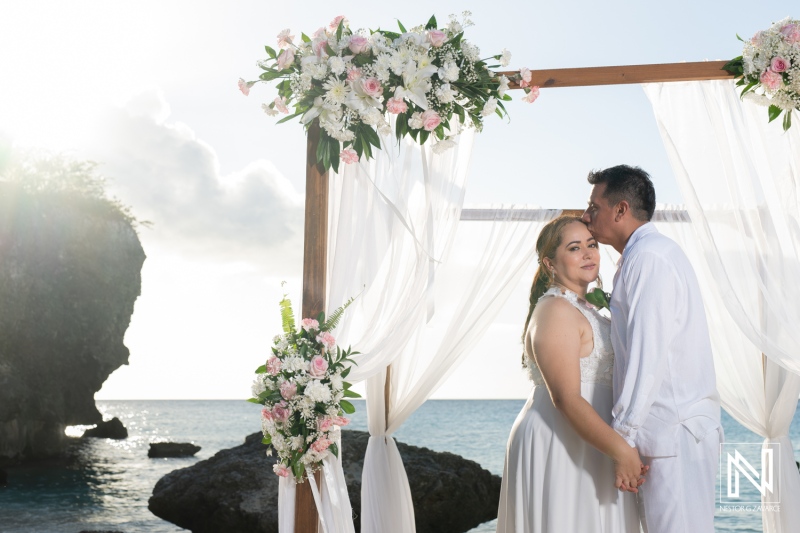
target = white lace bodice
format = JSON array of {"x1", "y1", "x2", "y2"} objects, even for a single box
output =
[{"x1": 525, "y1": 287, "x2": 614, "y2": 387}]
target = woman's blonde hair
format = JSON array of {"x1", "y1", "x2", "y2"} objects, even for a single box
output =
[{"x1": 521, "y1": 215, "x2": 584, "y2": 362}]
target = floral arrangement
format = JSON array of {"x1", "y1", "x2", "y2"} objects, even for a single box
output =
[
  {"x1": 724, "y1": 17, "x2": 800, "y2": 130},
  {"x1": 239, "y1": 12, "x2": 538, "y2": 172},
  {"x1": 249, "y1": 293, "x2": 360, "y2": 481}
]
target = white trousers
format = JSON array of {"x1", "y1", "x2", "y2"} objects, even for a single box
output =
[{"x1": 638, "y1": 426, "x2": 721, "y2": 533}]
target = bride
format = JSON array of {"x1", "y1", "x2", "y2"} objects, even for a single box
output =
[{"x1": 496, "y1": 216, "x2": 643, "y2": 533}]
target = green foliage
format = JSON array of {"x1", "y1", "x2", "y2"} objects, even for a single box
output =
[
  {"x1": 321, "y1": 295, "x2": 356, "y2": 331},
  {"x1": 279, "y1": 294, "x2": 296, "y2": 335}
]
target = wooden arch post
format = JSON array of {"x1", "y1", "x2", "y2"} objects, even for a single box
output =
[{"x1": 293, "y1": 60, "x2": 735, "y2": 533}]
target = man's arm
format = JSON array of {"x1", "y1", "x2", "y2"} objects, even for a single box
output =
[{"x1": 612, "y1": 250, "x2": 680, "y2": 445}]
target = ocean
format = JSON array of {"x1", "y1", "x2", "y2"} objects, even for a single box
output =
[{"x1": 0, "y1": 399, "x2": 789, "y2": 533}]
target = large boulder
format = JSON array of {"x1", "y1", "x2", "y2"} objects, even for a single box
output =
[
  {"x1": 83, "y1": 417, "x2": 129, "y2": 440},
  {"x1": 0, "y1": 183, "x2": 145, "y2": 462},
  {"x1": 149, "y1": 430, "x2": 501, "y2": 533}
]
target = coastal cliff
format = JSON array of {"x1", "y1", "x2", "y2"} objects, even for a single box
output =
[{"x1": 0, "y1": 170, "x2": 145, "y2": 462}]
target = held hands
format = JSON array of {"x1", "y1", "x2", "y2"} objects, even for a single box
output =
[{"x1": 613, "y1": 446, "x2": 648, "y2": 493}]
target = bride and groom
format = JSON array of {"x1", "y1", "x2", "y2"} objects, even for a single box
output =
[{"x1": 496, "y1": 165, "x2": 722, "y2": 533}]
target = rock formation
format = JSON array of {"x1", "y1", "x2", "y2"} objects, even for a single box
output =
[
  {"x1": 0, "y1": 182, "x2": 145, "y2": 462},
  {"x1": 149, "y1": 430, "x2": 501, "y2": 533},
  {"x1": 83, "y1": 417, "x2": 129, "y2": 440},
  {"x1": 148, "y1": 442, "x2": 201, "y2": 458}
]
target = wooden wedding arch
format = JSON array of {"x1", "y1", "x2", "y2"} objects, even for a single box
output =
[{"x1": 295, "y1": 60, "x2": 735, "y2": 532}]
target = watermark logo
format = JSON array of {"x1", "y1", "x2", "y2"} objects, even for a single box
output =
[{"x1": 720, "y1": 443, "x2": 779, "y2": 504}]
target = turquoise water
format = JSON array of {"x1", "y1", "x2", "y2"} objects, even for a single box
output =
[{"x1": 0, "y1": 399, "x2": 790, "y2": 532}]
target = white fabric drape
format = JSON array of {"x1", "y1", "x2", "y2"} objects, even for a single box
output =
[{"x1": 645, "y1": 80, "x2": 800, "y2": 532}]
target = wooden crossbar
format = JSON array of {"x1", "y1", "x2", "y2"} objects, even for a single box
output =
[
  {"x1": 459, "y1": 208, "x2": 691, "y2": 221},
  {"x1": 500, "y1": 61, "x2": 734, "y2": 89}
]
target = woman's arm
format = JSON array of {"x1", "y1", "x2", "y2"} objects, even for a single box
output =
[{"x1": 530, "y1": 298, "x2": 646, "y2": 492}]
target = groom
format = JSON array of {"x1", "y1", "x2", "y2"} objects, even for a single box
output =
[{"x1": 581, "y1": 165, "x2": 722, "y2": 533}]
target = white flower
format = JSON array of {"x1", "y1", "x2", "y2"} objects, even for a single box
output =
[
  {"x1": 408, "y1": 111, "x2": 424, "y2": 129},
  {"x1": 497, "y1": 75, "x2": 510, "y2": 97},
  {"x1": 328, "y1": 56, "x2": 347, "y2": 76},
  {"x1": 304, "y1": 379, "x2": 333, "y2": 403},
  {"x1": 437, "y1": 61, "x2": 460, "y2": 83},
  {"x1": 500, "y1": 48, "x2": 512, "y2": 67},
  {"x1": 326, "y1": 405, "x2": 339, "y2": 417},
  {"x1": 262, "y1": 103, "x2": 279, "y2": 117},
  {"x1": 329, "y1": 373, "x2": 344, "y2": 392},
  {"x1": 435, "y1": 83, "x2": 456, "y2": 104},
  {"x1": 433, "y1": 138, "x2": 457, "y2": 154},
  {"x1": 481, "y1": 96, "x2": 498, "y2": 117},
  {"x1": 251, "y1": 376, "x2": 266, "y2": 397},
  {"x1": 448, "y1": 20, "x2": 463, "y2": 34},
  {"x1": 462, "y1": 42, "x2": 480, "y2": 62},
  {"x1": 323, "y1": 77, "x2": 349, "y2": 105},
  {"x1": 289, "y1": 435, "x2": 305, "y2": 450}
]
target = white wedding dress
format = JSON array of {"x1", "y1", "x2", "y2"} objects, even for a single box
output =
[{"x1": 496, "y1": 287, "x2": 640, "y2": 533}]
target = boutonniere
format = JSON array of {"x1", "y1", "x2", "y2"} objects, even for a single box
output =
[{"x1": 585, "y1": 288, "x2": 611, "y2": 311}]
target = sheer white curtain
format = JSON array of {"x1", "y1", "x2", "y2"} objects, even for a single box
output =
[{"x1": 645, "y1": 80, "x2": 800, "y2": 532}]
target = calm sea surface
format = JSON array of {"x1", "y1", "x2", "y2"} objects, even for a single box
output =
[{"x1": 0, "y1": 399, "x2": 793, "y2": 532}]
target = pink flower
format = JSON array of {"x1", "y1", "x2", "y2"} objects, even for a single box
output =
[
  {"x1": 316, "y1": 332, "x2": 336, "y2": 351},
  {"x1": 277, "y1": 29, "x2": 294, "y2": 49},
  {"x1": 267, "y1": 357, "x2": 282, "y2": 376},
  {"x1": 360, "y1": 77, "x2": 383, "y2": 98},
  {"x1": 318, "y1": 416, "x2": 334, "y2": 432},
  {"x1": 780, "y1": 23, "x2": 800, "y2": 44},
  {"x1": 261, "y1": 408, "x2": 273, "y2": 420},
  {"x1": 751, "y1": 31, "x2": 764, "y2": 46},
  {"x1": 760, "y1": 69, "x2": 784, "y2": 91},
  {"x1": 274, "y1": 96, "x2": 289, "y2": 114},
  {"x1": 313, "y1": 39, "x2": 329, "y2": 57},
  {"x1": 276, "y1": 47, "x2": 295, "y2": 70},
  {"x1": 334, "y1": 416, "x2": 350, "y2": 426},
  {"x1": 386, "y1": 97, "x2": 408, "y2": 114},
  {"x1": 272, "y1": 401, "x2": 290, "y2": 423},
  {"x1": 428, "y1": 29, "x2": 447, "y2": 48},
  {"x1": 346, "y1": 67, "x2": 362, "y2": 81},
  {"x1": 238, "y1": 78, "x2": 252, "y2": 96},
  {"x1": 311, "y1": 438, "x2": 333, "y2": 452},
  {"x1": 522, "y1": 86, "x2": 540, "y2": 103},
  {"x1": 771, "y1": 56, "x2": 790, "y2": 73},
  {"x1": 349, "y1": 35, "x2": 369, "y2": 54},
  {"x1": 280, "y1": 381, "x2": 297, "y2": 400},
  {"x1": 329, "y1": 15, "x2": 347, "y2": 32},
  {"x1": 421, "y1": 109, "x2": 442, "y2": 131},
  {"x1": 301, "y1": 318, "x2": 319, "y2": 332},
  {"x1": 308, "y1": 355, "x2": 329, "y2": 378},
  {"x1": 340, "y1": 148, "x2": 359, "y2": 165},
  {"x1": 519, "y1": 67, "x2": 532, "y2": 88},
  {"x1": 273, "y1": 464, "x2": 291, "y2": 477}
]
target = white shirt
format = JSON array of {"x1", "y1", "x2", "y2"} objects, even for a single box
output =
[{"x1": 610, "y1": 223, "x2": 721, "y2": 456}]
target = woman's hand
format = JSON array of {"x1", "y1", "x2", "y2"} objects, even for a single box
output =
[{"x1": 613, "y1": 445, "x2": 648, "y2": 493}]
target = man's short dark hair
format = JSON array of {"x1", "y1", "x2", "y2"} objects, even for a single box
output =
[{"x1": 587, "y1": 165, "x2": 656, "y2": 221}]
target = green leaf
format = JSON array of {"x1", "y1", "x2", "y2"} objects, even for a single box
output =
[
  {"x1": 265, "y1": 45, "x2": 277, "y2": 59},
  {"x1": 340, "y1": 366, "x2": 352, "y2": 378},
  {"x1": 276, "y1": 109, "x2": 303, "y2": 125},
  {"x1": 301, "y1": 33, "x2": 311, "y2": 43},
  {"x1": 361, "y1": 124, "x2": 382, "y2": 149},
  {"x1": 768, "y1": 105, "x2": 782, "y2": 123},
  {"x1": 397, "y1": 20, "x2": 407, "y2": 33},
  {"x1": 736, "y1": 33, "x2": 745, "y2": 43},
  {"x1": 329, "y1": 442, "x2": 339, "y2": 459},
  {"x1": 336, "y1": 19, "x2": 344, "y2": 40},
  {"x1": 722, "y1": 56, "x2": 744, "y2": 76},
  {"x1": 425, "y1": 15, "x2": 437, "y2": 30},
  {"x1": 340, "y1": 399, "x2": 356, "y2": 414},
  {"x1": 343, "y1": 389, "x2": 362, "y2": 398},
  {"x1": 247, "y1": 397, "x2": 262, "y2": 404},
  {"x1": 738, "y1": 80, "x2": 758, "y2": 99},
  {"x1": 419, "y1": 130, "x2": 430, "y2": 145},
  {"x1": 259, "y1": 70, "x2": 284, "y2": 81},
  {"x1": 325, "y1": 43, "x2": 337, "y2": 57},
  {"x1": 323, "y1": 295, "x2": 356, "y2": 331},
  {"x1": 255, "y1": 364, "x2": 267, "y2": 374},
  {"x1": 279, "y1": 295, "x2": 296, "y2": 335},
  {"x1": 262, "y1": 435, "x2": 272, "y2": 445},
  {"x1": 292, "y1": 460, "x2": 306, "y2": 480},
  {"x1": 783, "y1": 110, "x2": 792, "y2": 131},
  {"x1": 585, "y1": 288, "x2": 611, "y2": 310}
]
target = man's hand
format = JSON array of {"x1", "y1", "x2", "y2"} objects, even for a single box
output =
[{"x1": 614, "y1": 446, "x2": 649, "y2": 493}]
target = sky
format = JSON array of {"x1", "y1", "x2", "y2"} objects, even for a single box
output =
[{"x1": 0, "y1": 0, "x2": 795, "y2": 399}]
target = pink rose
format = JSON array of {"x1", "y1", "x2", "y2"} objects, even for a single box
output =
[
  {"x1": 780, "y1": 24, "x2": 800, "y2": 44},
  {"x1": 329, "y1": 15, "x2": 347, "y2": 32},
  {"x1": 421, "y1": 109, "x2": 442, "y2": 131},
  {"x1": 276, "y1": 47, "x2": 295, "y2": 70},
  {"x1": 316, "y1": 332, "x2": 336, "y2": 351},
  {"x1": 361, "y1": 77, "x2": 383, "y2": 98},
  {"x1": 346, "y1": 67, "x2": 362, "y2": 81},
  {"x1": 272, "y1": 401, "x2": 290, "y2": 423},
  {"x1": 340, "y1": 148, "x2": 359, "y2": 165},
  {"x1": 318, "y1": 416, "x2": 334, "y2": 432},
  {"x1": 770, "y1": 56, "x2": 790, "y2": 73},
  {"x1": 280, "y1": 381, "x2": 297, "y2": 400},
  {"x1": 277, "y1": 29, "x2": 294, "y2": 49},
  {"x1": 267, "y1": 357, "x2": 282, "y2": 376},
  {"x1": 522, "y1": 86, "x2": 540, "y2": 103},
  {"x1": 301, "y1": 318, "x2": 319, "y2": 332},
  {"x1": 274, "y1": 96, "x2": 289, "y2": 114},
  {"x1": 311, "y1": 438, "x2": 332, "y2": 452},
  {"x1": 334, "y1": 416, "x2": 350, "y2": 426},
  {"x1": 308, "y1": 355, "x2": 329, "y2": 378},
  {"x1": 349, "y1": 35, "x2": 369, "y2": 54},
  {"x1": 238, "y1": 78, "x2": 252, "y2": 96},
  {"x1": 261, "y1": 408, "x2": 273, "y2": 420},
  {"x1": 760, "y1": 69, "x2": 784, "y2": 91},
  {"x1": 519, "y1": 67, "x2": 532, "y2": 88},
  {"x1": 273, "y1": 464, "x2": 291, "y2": 477},
  {"x1": 386, "y1": 97, "x2": 408, "y2": 114},
  {"x1": 428, "y1": 29, "x2": 447, "y2": 48}
]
